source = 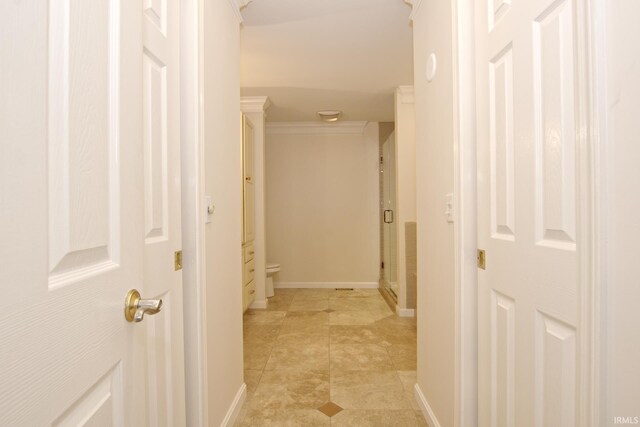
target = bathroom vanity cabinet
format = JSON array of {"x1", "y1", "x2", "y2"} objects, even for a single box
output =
[{"x1": 242, "y1": 114, "x2": 256, "y2": 311}]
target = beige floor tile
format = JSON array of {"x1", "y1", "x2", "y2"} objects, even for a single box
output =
[
  {"x1": 374, "y1": 318, "x2": 417, "y2": 346},
  {"x1": 281, "y1": 311, "x2": 329, "y2": 334},
  {"x1": 329, "y1": 311, "x2": 376, "y2": 326},
  {"x1": 397, "y1": 371, "x2": 420, "y2": 410},
  {"x1": 243, "y1": 341, "x2": 274, "y2": 370},
  {"x1": 236, "y1": 408, "x2": 330, "y2": 426},
  {"x1": 277, "y1": 331, "x2": 329, "y2": 346},
  {"x1": 328, "y1": 298, "x2": 369, "y2": 311},
  {"x1": 414, "y1": 410, "x2": 429, "y2": 426},
  {"x1": 243, "y1": 324, "x2": 281, "y2": 345},
  {"x1": 289, "y1": 298, "x2": 329, "y2": 311},
  {"x1": 330, "y1": 344, "x2": 394, "y2": 371},
  {"x1": 387, "y1": 344, "x2": 417, "y2": 370},
  {"x1": 272, "y1": 288, "x2": 299, "y2": 296},
  {"x1": 244, "y1": 369, "x2": 263, "y2": 397},
  {"x1": 266, "y1": 294, "x2": 294, "y2": 311},
  {"x1": 330, "y1": 409, "x2": 422, "y2": 426},
  {"x1": 250, "y1": 370, "x2": 330, "y2": 410},
  {"x1": 265, "y1": 343, "x2": 329, "y2": 370},
  {"x1": 242, "y1": 287, "x2": 418, "y2": 424},
  {"x1": 292, "y1": 289, "x2": 332, "y2": 300},
  {"x1": 329, "y1": 325, "x2": 382, "y2": 345},
  {"x1": 243, "y1": 310, "x2": 287, "y2": 325},
  {"x1": 331, "y1": 370, "x2": 411, "y2": 410},
  {"x1": 329, "y1": 289, "x2": 380, "y2": 298}
]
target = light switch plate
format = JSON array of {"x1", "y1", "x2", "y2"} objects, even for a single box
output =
[{"x1": 445, "y1": 193, "x2": 454, "y2": 223}]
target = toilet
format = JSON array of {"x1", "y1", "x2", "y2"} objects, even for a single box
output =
[{"x1": 265, "y1": 262, "x2": 280, "y2": 298}]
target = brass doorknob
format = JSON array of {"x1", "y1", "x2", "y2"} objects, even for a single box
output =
[{"x1": 124, "y1": 289, "x2": 163, "y2": 322}]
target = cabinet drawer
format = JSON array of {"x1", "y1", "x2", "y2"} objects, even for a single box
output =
[
  {"x1": 244, "y1": 280, "x2": 255, "y2": 307},
  {"x1": 243, "y1": 258, "x2": 255, "y2": 286},
  {"x1": 243, "y1": 245, "x2": 255, "y2": 263}
]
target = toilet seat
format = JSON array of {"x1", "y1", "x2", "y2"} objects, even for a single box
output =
[{"x1": 266, "y1": 262, "x2": 280, "y2": 273}]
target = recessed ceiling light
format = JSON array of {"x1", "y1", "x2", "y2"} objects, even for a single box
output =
[{"x1": 317, "y1": 110, "x2": 342, "y2": 122}]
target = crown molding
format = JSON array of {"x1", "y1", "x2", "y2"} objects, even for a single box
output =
[
  {"x1": 404, "y1": 0, "x2": 424, "y2": 21},
  {"x1": 265, "y1": 121, "x2": 369, "y2": 136},
  {"x1": 240, "y1": 96, "x2": 271, "y2": 113},
  {"x1": 396, "y1": 85, "x2": 415, "y2": 104},
  {"x1": 226, "y1": 0, "x2": 253, "y2": 23}
]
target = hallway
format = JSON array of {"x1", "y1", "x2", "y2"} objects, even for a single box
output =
[{"x1": 236, "y1": 288, "x2": 425, "y2": 426}]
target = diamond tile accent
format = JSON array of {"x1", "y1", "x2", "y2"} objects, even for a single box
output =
[
  {"x1": 323, "y1": 309, "x2": 335, "y2": 313},
  {"x1": 317, "y1": 401, "x2": 343, "y2": 417}
]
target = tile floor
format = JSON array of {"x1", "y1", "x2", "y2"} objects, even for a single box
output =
[{"x1": 235, "y1": 288, "x2": 427, "y2": 426}]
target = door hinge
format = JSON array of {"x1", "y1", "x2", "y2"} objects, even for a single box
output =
[
  {"x1": 381, "y1": 261, "x2": 384, "y2": 269},
  {"x1": 477, "y1": 249, "x2": 486, "y2": 270},
  {"x1": 174, "y1": 250, "x2": 183, "y2": 271}
]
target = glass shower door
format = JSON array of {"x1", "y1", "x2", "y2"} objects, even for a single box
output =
[{"x1": 381, "y1": 134, "x2": 398, "y2": 300}]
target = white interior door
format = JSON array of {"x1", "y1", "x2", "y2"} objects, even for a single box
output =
[
  {"x1": 142, "y1": 0, "x2": 186, "y2": 424},
  {"x1": 476, "y1": 0, "x2": 581, "y2": 425},
  {"x1": 0, "y1": 0, "x2": 184, "y2": 424}
]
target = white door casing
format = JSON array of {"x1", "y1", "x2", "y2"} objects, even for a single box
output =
[
  {"x1": 143, "y1": 0, "x2": 187, "y2": 424},
  {"x1": 0, "y1": 0, "x2": 184, "y2": 424},
  {"x1": 475, "y1": 0, "x2": 596, "y2": 425}
]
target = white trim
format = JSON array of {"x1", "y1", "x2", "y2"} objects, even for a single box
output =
[
  {"x1": 396, "y1": 86, "x2": 415, "y2": 104},
  {"x1": 219, "y1": 383, "x2": 247, "y2": 427},
  {"x1": 274, "y1": 282, "x2": 379, "y2": 289},
  {"x1": 249, "y1": 299, "x2": 268, "y2": 310},
  {"x1": 240, "y1": 96, "x2": 271, "y2": 114},
  {"x1": 415, "y1": 383, "x2": 442, "y2": 427},
  {"x1": 395, "y1": 306, "x2": 415, "y2": 318},
  {"x1": 180, "y1": 0, "x2": 208, "y2": 425},
  {"x1": 451, "y1": 0, "x2": 477, "y2": 426},
  {"x1": 265, "y1": 121, "x2": 368, "y2": 135},
  {"x1": 575, "y1": 0, "x2": 606, "y2": 425}
]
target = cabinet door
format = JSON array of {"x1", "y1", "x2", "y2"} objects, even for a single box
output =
[{"x1": 243, "y1": 115, "x2": 255, "y2": 243}]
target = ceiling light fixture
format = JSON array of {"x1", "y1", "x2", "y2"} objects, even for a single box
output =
[{"x1": 317, "y1": 110, "x2": 342, "y2": 122}]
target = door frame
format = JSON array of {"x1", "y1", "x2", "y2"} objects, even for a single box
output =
[
  {"x1": 180, "y1": 0, "x2": 209, "y2": 424},
  {"x1": 450, "y1": 0, "x2": 606, "y2": 425},
  {"x1": 451, "y1": 1, "x2": 478, "y2": 426}
]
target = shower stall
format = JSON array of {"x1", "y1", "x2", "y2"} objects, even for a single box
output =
[{"x1": 380, "y1": 131, "x2": 398, "y2": 301}]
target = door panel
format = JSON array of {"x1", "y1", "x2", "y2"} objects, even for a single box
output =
[
  {"x1": 0, "y1": 0, "x2": 184, "y2": 424},
  {"x1": 476, "y1": 0, "x2": 580, "y2": 425},
  {"x1": 0, "y1": 0, "x2": 145, "y2": 424}
]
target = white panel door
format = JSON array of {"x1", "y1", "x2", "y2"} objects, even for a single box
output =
[
  {"x1": 142, "y1": 0, "x2": 186, "y2": 424},
  {"x1": 0, "y1": 0, "x2": 184, "y2": 425},
  {"x1": 476, "y1": 0, "x2": 581, "y2": 425}
]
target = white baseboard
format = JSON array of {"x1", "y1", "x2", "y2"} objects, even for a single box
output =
[
  {"x1": 249, "y1": 299, "x2": 268, "y2": 309},
  {"x1": 220, "y1": 383, "x2": 247, "y2": 427},
  {"x1": 415, "y1": 383, "x2": 442, "y2": 427},
  {"x1": 274, "y1": 282, "x2": 379, "y2": 289},
  {"x1": 396, "y1": 306, "x2": 415, "y2": 317}
]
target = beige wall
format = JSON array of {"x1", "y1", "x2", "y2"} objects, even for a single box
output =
[
  {"x1": 606, "y1": 0, "x2": 640, "y2": 421},
  {"x1": 203, "y1": 1, "x2": 244, "y2": 424},
  {"x1": 265, "y1": 123, "x2": 380, "y2": 286},
  {"x1": 413, "y1": 1, "x2": 456, "y2": 426}
]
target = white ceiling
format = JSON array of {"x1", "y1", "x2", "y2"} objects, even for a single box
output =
[{"x1": 240, "y1": 0, "x2": 414, "y2": 122}]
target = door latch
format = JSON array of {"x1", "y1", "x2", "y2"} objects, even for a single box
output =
[{"x1": 477, "y1": 249, "x2": 486, "y2": 270}]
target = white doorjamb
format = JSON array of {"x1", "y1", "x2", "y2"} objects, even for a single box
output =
[
  {"x1": 575, "y1": 0, "x2": 607, "y2": 425},
  {"x1": 451, "y1": 0, "x2": 478, "y2": 426},
  {"x1": 180, "y1": 0, "x2": 209, "y2": 424}
]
